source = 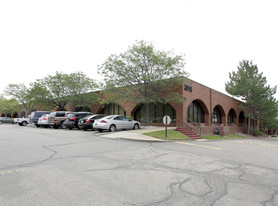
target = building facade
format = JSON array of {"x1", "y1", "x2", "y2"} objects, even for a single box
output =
[
  {"x1": 88, "y1": 79, "x2": 246, "y2": 136},
  {"x1": 5, "y1": 79, "x2": 247, "y2": 136}
]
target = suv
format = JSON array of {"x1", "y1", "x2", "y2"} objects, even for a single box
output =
[
  {"x1": 78, "y1": 114, "x2": 105, "y2": 131},
  {"x1": 30, "y1": 111, "x2": 51, "y2": 127},
  {"x1": 48, "y1": 111, "x2": 73, "y2": 129},
  {"x1": 63, "y1": 112, "x2": 93, "y2": 130}
]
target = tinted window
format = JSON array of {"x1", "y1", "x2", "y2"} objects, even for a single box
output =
[
  {"x1": 114, "y1": 116, "x2": 122, "y2": 120},
  {"x1": 122, "y1": 117, "x2": 131, "y2": 121},
  {"x1": 56, "y1": 112, "x2": 65, "y2": 117},
  {"x1": 94, "y1": 115, "x2": 104, "y2": 119}
]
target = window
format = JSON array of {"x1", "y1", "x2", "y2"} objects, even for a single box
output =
[
  {"x1": 212, "y1": 107, "x2": 222, "y2": 124},
  {"x1": 239, "y1": 111, "x2": 245, "y2": 125},
  {"x1": 100, "y1": 103, "x2": 126, "y2": 116},
  {"x1": 228, "y1": 109, "x2": 235, "y2": 124},
  {"x1": 187, "y1": 101, "x2": 204, "y2": 123},
  {"x1": 134, "y1": 103, "x2": 176, "y2": 123}
]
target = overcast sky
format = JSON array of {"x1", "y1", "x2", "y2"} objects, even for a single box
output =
[{"x1": 1, "y1": 0, "x2": 277, "y2": 99}]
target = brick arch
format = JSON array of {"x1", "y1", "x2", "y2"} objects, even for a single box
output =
[
  {"x1": 238, "y1": 111, "x2": 246, "y2": 125},
  {"x1": 212, "y1": 104, "x2": 226, "y2": 125},
  {"x1": 227, "y1": 108, "x2": 237, "y2": 125},
  {"x1": 187, "y1": 99, "x2": 210, "y2": 126},
  {"x1": 95, "y1": 102, "x2": 127, "y2": 116},
  {"x1": 131, "y1": 101, "x2": 178, "y2": 117}
]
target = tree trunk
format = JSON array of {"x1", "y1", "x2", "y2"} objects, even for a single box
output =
[
  {"x1": 247, "y1": 106, "x2": 250, "y2": 135},
  {"x1": 145, "y1": 103, "x2": 150, "y2": 126}
]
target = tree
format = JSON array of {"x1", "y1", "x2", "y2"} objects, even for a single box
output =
[
  {"x1": 4, "y1": 83, "x2": 33, "y2": 116},
  {"x1": 41, "y1": 71, "x2": 98, "y2": 111},
  {"x1": 225, "y1": 60, "x2": 277, "y2": 134},
  {"x1": 98, "y1": 40, "x2": 187, "y2": 125},
  {"x1": 26, "y1": 81, "x2": 54, "y2": 111},
  {"x1": 0, "y1": 98, "x2": 20, "y2": 117}
]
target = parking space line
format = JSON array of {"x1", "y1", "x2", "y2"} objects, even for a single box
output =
[{"x1": 175, "y1": 141, "x2": 222, "y2": 150}]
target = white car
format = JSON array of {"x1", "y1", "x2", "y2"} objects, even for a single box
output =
[
  {"x1": 93, "y1": 115, "x2": 140, "y2": 132},
  {"x1": 37, "y1": 114, "x2": 50, "y2": 128}
]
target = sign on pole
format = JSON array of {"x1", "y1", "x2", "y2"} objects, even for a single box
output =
[{"x1": 163, "y1": 115, "x2": 171, "y2": 138}]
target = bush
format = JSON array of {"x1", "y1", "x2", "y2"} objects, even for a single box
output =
[
  {"x1": 250, "y1": 129, "x2": 265, "y2": 137},
  {"x1": 127, "y1": 116, "x2": 134, "y2": 120}
]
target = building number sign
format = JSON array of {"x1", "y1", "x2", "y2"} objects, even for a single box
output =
[{"x1": 184, "y1": 84, "x2": 192, "y2": 92}]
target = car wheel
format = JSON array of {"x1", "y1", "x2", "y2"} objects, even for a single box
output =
[
  {"x1": 133, "y1": 123, "x2": 139, "y2": 130},
  {"x1": 109, "y1": 125, "x2": 116, "y2": 132},
  {"x1": 35, "y1": 124, "x2": 40, "y2": 127},
  {"x1": 59, "y1": 122, "x2": 66, "y2": 129},
  {"x1": 19, "y1": 123, "x2": 23, "y2": 126},
  {"x1": 22, "y1": 121, "x2": 27, "y2": 126}
]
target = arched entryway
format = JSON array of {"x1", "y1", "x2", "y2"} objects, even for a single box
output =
[
  {"x1": 134, "y1": 103, "x2": 176, "y2": 123},
  {"x1": 228, "y1": 108, "x2": 237, "y2": 125},
  {"x1": 239, "y1": 111, "x2": 245, "y2": 125},
  {"x1": 211, "y1": 105, "x2": 225, "y2": 125},
  {"x1": 187, "y1": 100, "x2": 209, "y2": 125},
  {"x1": 99, "y1": 103, "x2": 126, "y2": 116}
]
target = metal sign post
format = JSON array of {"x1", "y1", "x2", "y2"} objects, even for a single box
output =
[{"x1": 163, "y1": 115, "x2": 171, "y2": 138}]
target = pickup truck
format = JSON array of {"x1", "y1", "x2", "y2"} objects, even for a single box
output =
[{"x1": 14, "y1": 118, "x2": 30, "y2": 126}]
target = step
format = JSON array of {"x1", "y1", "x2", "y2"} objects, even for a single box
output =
[{"x1": 176, "y1": 127, "x2": 202, "y2": 139}]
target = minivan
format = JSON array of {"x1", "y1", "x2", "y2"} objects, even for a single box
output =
[{"x1": 30, "y1": 111, "x2": 51, "y2": 127}]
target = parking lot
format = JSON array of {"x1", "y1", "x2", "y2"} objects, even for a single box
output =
[{"x1": 1, "y1": 124, "x2": 278, "y2": 206}]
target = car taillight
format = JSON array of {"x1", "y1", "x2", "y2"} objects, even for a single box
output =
[
  {"x1": 70, "y1": 117, "x2": 76, "y2": 120},
  {"x1": 100, "y1": 120, "x2": 108, "y2": 123},
  {"x1": 85, "y1": 119, "x2": 91, "y2": 123},
  {"x1": 54, "y1": 118, "x2": 57, "y2": 122},
  {"x1": 43, "y1": 118, "x2": 47, "y2": 120}
]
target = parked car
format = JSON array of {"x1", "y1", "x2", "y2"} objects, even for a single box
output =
[
  {"x1": 63, "y1": 112, "x2": 93, "y2": 130},
  {"x1": 0, "y1": 117, "x2": 15, "y2": 124},
  {"x1": 93, "y1": 115, "x2": 140, "y2": 132},
  {"x1": 47, "y1": 111, "x2": 73, "y2": 129},
  {"x1": 78, "y1": 114, "x2": 105, "y2": 131},
  {"x1": 30, "y1": 111, "x2": 51, "y2": 127},
  {"x1": 37, "y1": 114, "x2": 50, "y2": 128},
  {"x1": 14, "y1": 117, "x2": 30, "y2": 126}
]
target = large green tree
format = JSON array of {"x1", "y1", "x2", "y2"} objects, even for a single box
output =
[
  {"x1": 225, "y1": 60, "x2": 277, "y2": 134},
  {"x1": 0, "y1": 97, "x2": 20, "y2": 117},
  {"x1": 4, "y1": 83, "x2": 33, "y2": 116},
  {"x1": 98, "y1": 40, "x2": 187, "y2": 125},
  {"x1": 41, "y1": 71, "x2": 98, "y2": 111}
]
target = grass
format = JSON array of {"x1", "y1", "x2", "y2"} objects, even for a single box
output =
[
  {"x1": 143, "y1": 130, "x2": 247, "y2": 140},
  {"x1": 143, "y1": 130, "x2": 191, "y2": 140},
  {"x1": 201, "y1": 134, "x2": 245, "y2": 139}
]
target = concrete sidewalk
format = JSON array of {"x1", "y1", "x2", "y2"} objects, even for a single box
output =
[{"x1": 96, "y1": 127, "x2": 176, "y2": 142}]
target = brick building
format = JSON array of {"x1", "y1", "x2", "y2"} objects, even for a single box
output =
[
  {"x1": 6, "y1": 78, "x2": 247, "y2": 136},
  {"x1": 88, "y1": 79, "x2": 246, "y2": 136}
]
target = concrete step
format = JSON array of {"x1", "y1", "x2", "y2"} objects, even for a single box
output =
[{"x1": 176, "y1": 127, "x2": 202, "y2": 139}]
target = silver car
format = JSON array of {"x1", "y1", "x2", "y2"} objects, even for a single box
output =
[
  {"x1": 93, "y1": 115, "x2": 140, "y2": 132},
  {"x1": 37, "y1": 114, "x2": 50, "y2": 128}
]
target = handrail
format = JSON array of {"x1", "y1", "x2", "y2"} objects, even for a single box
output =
[{"x1": 176, "y1": 117, "x2": 202, "y2": 136}]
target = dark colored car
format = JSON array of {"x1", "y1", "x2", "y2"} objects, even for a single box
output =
[
  {"x1": 0, "y1": 117, "x2": 14, "y2": 124},
  {"x1": 78, "y1": 114, "x2": 105, "y2": 131},
  {"x1": 30, "y1": 111, "x2": 51, "y2": 127},
  {"x1": 63, "y1": 112, "x2": 93, "y2": 130},
  {"x1": 48, "y1": 111, "x2": 73, "y2": 129}
]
